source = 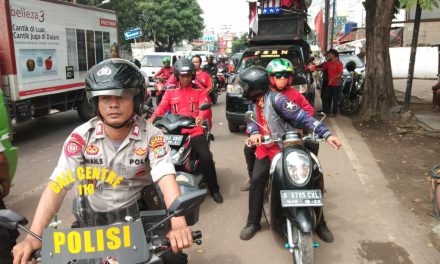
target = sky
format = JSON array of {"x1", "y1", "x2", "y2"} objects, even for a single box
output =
[{"x1": 197, "y1": 0, "x2": 249, "y2": 33}]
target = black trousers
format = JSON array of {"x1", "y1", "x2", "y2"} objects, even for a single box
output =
[
  {"x1": 322, "y1": 85, "x2": 341, "y2": 114},
  {"x1": 0, "y1": 198, "x2": 18, "y2": 264},
  {"x1": 247, "y1": 157, "x2": 271, "y2": 225},
  {"x1": 190, "y1": 135, "x2": 219, "y2": 193},
  {"x1": 244, "y1": 145, "x2": 256, "y2": 179}
]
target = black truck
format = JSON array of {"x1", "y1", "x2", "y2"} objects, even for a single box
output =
[{"x1": 225, "y1": 8, "x2": 314, "y2": 132}]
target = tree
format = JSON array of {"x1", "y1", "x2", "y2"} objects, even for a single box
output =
[
  {"x1": 138, "y1": 0, "x2": 204, "y2": 51},
  {"x1": 231, "y1": 33, "x2": 249, "y2": 54},
  {"x1": 360, "y1": 0, "x2": 398, "y2": 121},
  {"x1": 361, "y1": 0, "x2": 439, "y2": 121}
]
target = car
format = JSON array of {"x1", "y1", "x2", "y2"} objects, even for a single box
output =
[
  {"x1": 140, "y1": 52, "x2": 177, "y2": 90},
  {"x1": 230, "y1": 52, "x2": 243, "y2": 67},
  {"x1": 225, "y1": 44, "x2": 314, "y2": 133}
]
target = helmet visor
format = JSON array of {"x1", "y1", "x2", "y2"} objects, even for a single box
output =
[{"x1": 87, "y1": 88, "x2": 140, "y2": 101}]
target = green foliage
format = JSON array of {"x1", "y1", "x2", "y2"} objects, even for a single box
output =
[
  {"x1": 231, "y1": 33, "x2": 248, "y2": 54},
  {"x1": 400, "y1": 0, "x2": 439, "y2": 10},
  {"x1": 138, "y1": 0, "x2": 204, "y2": 51}
]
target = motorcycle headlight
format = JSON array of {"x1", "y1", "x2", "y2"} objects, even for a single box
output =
[{"x1": 284, "y1": 151, "x2": 311, "y2": 186}]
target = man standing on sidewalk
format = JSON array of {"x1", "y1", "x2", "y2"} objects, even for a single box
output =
[{"x1": 317, "y1": 49, "x2": 343, "y2": 117}]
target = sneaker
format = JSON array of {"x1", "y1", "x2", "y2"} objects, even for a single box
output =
[
  {"x1": 316, "y1": 221, "x2": 334, "y2": 243},
  {"x1": 240, "y1": 224, "x2": 261, "y2": 240},
  {"x1": 211, "y1": 191, "x2": 223, "y2": 204},
  {"x1": 240, "y1": 180, "x2": 250, "y2": 192}
]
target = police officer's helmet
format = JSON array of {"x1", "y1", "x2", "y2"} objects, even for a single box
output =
[
  {"x1": 173, "y1": 58, "x2": 196, "y2": 81},
  {"x1": 238, "y1": 66, "x2": 270, "y2": 101},
  {"x1": 85, "y1": 59, "x2": 144, "y2": 115},
  {"x1": 345, "y1": 60, "x2": 357, "y2": 72},
  {"x1": 131, "y1": 59, "x2": 141, "y2": 69}
]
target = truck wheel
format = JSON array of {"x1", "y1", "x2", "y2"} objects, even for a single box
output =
[
  {"x1": 228, "y1": 122, "x2": 239, "y2": 133},
  {"x1": 77, "y1": 99, "x2": 95, "y2": 121}
]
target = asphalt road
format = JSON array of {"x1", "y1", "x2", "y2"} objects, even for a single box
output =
[{"x1": 5, "y1": 92, "x2": 439, "y2": 263}]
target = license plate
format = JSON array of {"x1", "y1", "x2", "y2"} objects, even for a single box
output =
[
  {"x1": 280, "y1": 189, "x2": 323, "y2": 207},
  {"x1": 165, "y1": 135, "x2": 183, "y2": 146}
]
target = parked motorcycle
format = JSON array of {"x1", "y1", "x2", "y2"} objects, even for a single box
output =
[
  {"x1": 339, "y1": 61, "x2": 363, "y2": 116},
  {"x1": 245, "y1": 111, "x2": 325, "y2": 264},
  {"x1": 153, "y1": 104, "x2": 213, "y2": 187},
  {"x1": 0, "y1": 189, "x2": 207, "y2": 264}
]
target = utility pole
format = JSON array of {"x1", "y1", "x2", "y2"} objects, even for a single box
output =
[
  {"x1": 404, "y1": 0, "x2": 422, "y2": 110},
  {"x1": 324, "y1": 0, "x2": 330, "y2": 52},
  {"x1": 330, "y1": 0, "x2": 336, "y2": 48}
]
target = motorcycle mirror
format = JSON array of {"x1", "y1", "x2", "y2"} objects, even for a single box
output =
[
  {"x1": 0, "y1": 209, "x2": 28, "y2": 230},
  {"x1": 168, "y1": 189, "x2": 208, "y2": 217},
  {"x1": 198, "y1": 103, "x2": 211, "y2": 111},
  {"x1": 244, "y1": 111, "x2": 254, "y2": 123}
]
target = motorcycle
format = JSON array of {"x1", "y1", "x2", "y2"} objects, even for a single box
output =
[
  {"x1": 217, "y1": 67, "x2": 227, "y2": 91},
  {"x1": 339, "y1": 65, "x2": 363, "y2": 116},
  {"x1": 154, "y1": 78, "x2": 167, "y2": 106},
  {"x1": 209, "y1": 75, "x2": 219, "y2": 104},
  {"x1": 152, "y1": 104, "x2": 213, "y2": 187},
  {"x1": 245, "y1": 111, "x2": 325, "y2": 264},
  {"x1": 0, "y1": 188, "x2": 207, "y2": 264}
]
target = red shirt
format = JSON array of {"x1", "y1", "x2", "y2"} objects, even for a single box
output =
[
  {"x1": 153, "y1": 83, "x2": 210, "y2": 137},
  {"x1": 194, "y1": 70, "x2": 212, "y2": 93},
  {"x1": 154, "y1": 66, "x2": 174, "y2": 80},
  {"x1": 322, "y1": 59, "x2": 343, "y2": 86}
]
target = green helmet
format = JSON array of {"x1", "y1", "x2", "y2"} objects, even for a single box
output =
[
  {"x1": 266, "y1": 58, "x2": 294, "y2": 74},
  {"x1": 162, "y1": 57, "x2": 171, "y2": 63}
]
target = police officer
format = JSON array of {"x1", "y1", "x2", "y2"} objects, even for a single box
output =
[
  {"x1": 12, "y1": 59, "x2": 192, "y2": 264},
  {"x1": 238, "y1": 66, "x2": 342, "y2": 241},
  {"x1": 149, "y1": 58, "x2": 223, "y2": 204}
]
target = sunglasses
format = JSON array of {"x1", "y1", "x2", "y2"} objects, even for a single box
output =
[{"x1": 274, "y1": 72, "x2": 290, "y2": 79}]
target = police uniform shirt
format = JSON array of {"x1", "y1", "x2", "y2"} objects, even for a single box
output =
[{"x1": 49, "y1": 116, "x2": 175, "y2": 212}]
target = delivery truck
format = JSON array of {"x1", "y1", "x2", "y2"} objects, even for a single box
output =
[{"x1": 0, "y1": 0, "x2": 118, "y2": 124}]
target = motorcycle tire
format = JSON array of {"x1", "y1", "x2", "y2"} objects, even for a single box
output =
[
  {"x1": 339, "y1": 95, "x2": 360, "y2": 116},
  {"x1": 292, "y1": 225, "x2": 313, "y2": 264}
]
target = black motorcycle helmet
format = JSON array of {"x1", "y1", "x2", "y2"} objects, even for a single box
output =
[
  {"x1": 238, "y1": 66, "x2": 270, "y2": 101},
  {"x1": 85, "y1": 59, "x2": 144, "y2": 127},
  {"x1": 131, "y1": 58, "x2": 141, "y2": 69},
  {"x1": 345, "y1": 60, "x2": 357, "y2": 72},
  {"x1": 173, "y1": 58, "x2": 196, "y2": 81}
]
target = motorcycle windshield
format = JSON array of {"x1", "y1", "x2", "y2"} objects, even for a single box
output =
[{"x1": 41, "y1": 180, "x2": 150, "y2": 264}]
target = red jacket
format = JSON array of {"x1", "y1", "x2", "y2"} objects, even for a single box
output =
[
  {"x1": 194, "y1": 70, "x2": 212, "y2": 93},
  {"x1": 154, "y1": 66, "x2": 174, "y2": 80},
  {"x1": 152, "y1": 83, "x2": 210, "y2": 137},
  {"x1": 281, "y1": 87, "x2": 314, "y2": 116}
]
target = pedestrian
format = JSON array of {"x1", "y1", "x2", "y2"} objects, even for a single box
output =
[
  {"x1": 111, "y1": 43, "x2": 119, "y2": 58},
  {"x1": 12, "y1": 59, "x2": 192, "y2": 264},
  {"x1": 149, "y1": 58, "x2": 223, "y2": 204},
  {"x1": 0, "y1": 145, "x2": 18, "y2": 264},
  {"x1": 241, "y1": 58, "x2": 315, "y2": 192},
  {"x1": 238, "y1": 66, "x2": 342, "y2": 242},
  {"x1": 317, "y1": 49, "x2": 343, "y2": 117}
]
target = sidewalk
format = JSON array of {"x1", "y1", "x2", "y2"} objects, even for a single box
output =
[{"x1": 393, "y1": 78, "x2": 440, "y2": 132}]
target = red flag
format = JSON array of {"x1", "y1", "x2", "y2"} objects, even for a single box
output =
[
  {"x1": 314, "y1": 9, "x2": 325, "y2": 53},
  {"x1": 249, "y1": 2, "x2": 258, "y2": 34}
]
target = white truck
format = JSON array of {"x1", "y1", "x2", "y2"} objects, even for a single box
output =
[{"x1": 0, "y1": 0, "x2": 118, "y2": 123}]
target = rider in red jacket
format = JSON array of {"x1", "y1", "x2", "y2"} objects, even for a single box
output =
[
  {"x1": 154, "y1": 57, "x2": 174, "y2": 105},
  {"x1": 149, "y1": 59, "x2": 223, "y2": 204},
  {"x1": 192, "y1": 55, "x2": 213, "y2": 128}
]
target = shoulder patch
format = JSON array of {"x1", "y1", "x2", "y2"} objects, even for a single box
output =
[
  {"x1": 64, "y1": 133, "x2": 85, "y2": 157},
  {"x1": 149, "y1": 135, "x2": 167, "y2": 158},
  {"x1": 283, "y1": 100, "x2": 299, "y2": 112}
]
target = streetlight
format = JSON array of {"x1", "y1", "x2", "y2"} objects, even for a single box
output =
[{"x1": 96, "y1": 0, "x2": 110, "y2": 7}]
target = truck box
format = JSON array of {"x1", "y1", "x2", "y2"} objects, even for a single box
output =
[{"x1": 0, "y1": 0, "x2": 118, "y2": 123}]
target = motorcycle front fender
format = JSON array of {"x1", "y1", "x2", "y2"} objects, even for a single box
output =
[{"x1": 287, "y1": 207, "x2": 314, "y2": 233}]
